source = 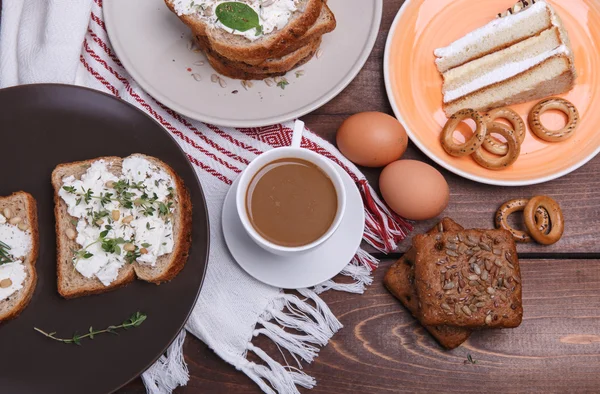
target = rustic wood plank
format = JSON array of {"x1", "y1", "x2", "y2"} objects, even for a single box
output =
[{"x1": 123, "y1": 258, "x2": 600, "y2": 393}]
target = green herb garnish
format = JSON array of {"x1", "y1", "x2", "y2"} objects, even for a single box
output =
[
  {"x1": 277, "y1": 79, "x2": 289, "y2": 90},
  {"x1": 125, "y1": 246, "x2": 141, "y2": 264},
  {"x1": 216, "y1": 2, "x2": 262, "y2": 33},
  {"x1": 0, "y1": 240, "x2": 13, "y2": 265},
  {"x1": 465, "y1": 354, "x2": 477, "y2": 364},
  {"x1": 101, "y1": 237, "x2": 127, "y2": 255},
  {"x1": 34, "y1": 311, "x2": 147, "y2": 345}
]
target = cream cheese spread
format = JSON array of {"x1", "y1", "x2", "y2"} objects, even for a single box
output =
[
  {"x1": 172, "y1": 0, "x2": 298, "y2": 41},
  {"x1": 58, "y1": 157, "x2": 176, "y2": 286},
  {"x1": 0, "y1": 221, "x2": 32, "y2": 299}
]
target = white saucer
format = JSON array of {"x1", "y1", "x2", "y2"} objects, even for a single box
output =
[{"x1": 222, "y1": 164, "x2": 365, "y2": 289}]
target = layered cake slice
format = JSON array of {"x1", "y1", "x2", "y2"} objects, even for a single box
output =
[{"x1": 435, "y1": 0, "x2": 576, "y2": 116}]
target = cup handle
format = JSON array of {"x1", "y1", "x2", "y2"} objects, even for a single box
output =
[{"x1": 291, "y1": 119, "x2": 304, "y2": 148}]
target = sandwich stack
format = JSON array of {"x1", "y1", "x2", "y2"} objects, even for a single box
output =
[{"x1": 166, "y1": 0, "x2": 337, "y2": 80}]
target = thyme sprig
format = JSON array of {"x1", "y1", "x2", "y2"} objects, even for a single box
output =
[
  {"x1": 34, "y1": 311, "x2": 147, "y2": 345},
  {"x1": 0, "y1": 240, "x2": 13, "y2": 265},
  {"x1": 62, "y1": 181, "x2": 171, "y2": 218}
]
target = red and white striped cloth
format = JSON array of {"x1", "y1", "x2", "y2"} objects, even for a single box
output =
[{"x1": 0, "y1": 1, "x2": 412, "y2": 392}]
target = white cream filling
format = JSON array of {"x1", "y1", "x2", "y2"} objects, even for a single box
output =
[
  {"x1": 444, "y1": 45, "x2": 569, "y2": 103},
  {"x1": 435, "y1": 1, "x2": 549, "y2": 59}
]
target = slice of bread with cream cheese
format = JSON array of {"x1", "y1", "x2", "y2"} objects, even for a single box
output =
[
  {"x1": 0, "y1": 192, "x2": 39, "y2": 323},
  {"x1": 52, "y1": 154, "x2": 192, "y2": 299}
]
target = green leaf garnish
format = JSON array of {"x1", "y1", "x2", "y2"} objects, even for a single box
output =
[{"x1": 216, "y1": 2, "x2": 261, "y2": 33}]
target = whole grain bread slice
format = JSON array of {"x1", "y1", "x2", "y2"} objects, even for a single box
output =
[
  {"x1": 197, "y1": 34, "x2": 321, "y2": 78},
  {"x1": 52, "y1": 154, "x2": 192, "y2": 299},
  {"x1": 165, "y1": 0, "x2": 325, "y2": 65},
  {"x1": 205, "y1": 42, "x2": 318, "y2": 80},
  {"x1": 0, "y1": 192, "x2": 39, "y2": 323}
]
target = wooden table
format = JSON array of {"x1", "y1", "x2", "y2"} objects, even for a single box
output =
[{"x1": 116, "y1": 0, "x2": 598, "y2": 392}]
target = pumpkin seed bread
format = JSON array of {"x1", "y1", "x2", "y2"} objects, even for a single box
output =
[
  {"x1": 384, "y1": 218, "x2": 471, "y2": 349},
  {"x1": 413, "y1": 229, "x2": 523, "y2": 329}
]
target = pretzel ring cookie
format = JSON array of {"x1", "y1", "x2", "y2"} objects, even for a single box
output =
[
  {"x1": 441, "y1": 109, "x2": 487, "y2": 157},
  {"x1": 528, "y1": 97, "x2": 579, "y2": 142},
  {"x1": 524, "y1": 196, "x2": 564, "y2": 245},
  {"x1": 495, "y1": 198, "x2": 551, "y2": 243},
  {"x1": 472, "y1": 122, "x2": 520, "y2": 170},
  {"x1": 483, "y1": 107, "x2": 526, "y2": 155}
]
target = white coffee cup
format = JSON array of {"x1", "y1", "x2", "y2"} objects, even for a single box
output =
[{"x1": 236, "y1": 120, "x2": 347, "y2": 256}]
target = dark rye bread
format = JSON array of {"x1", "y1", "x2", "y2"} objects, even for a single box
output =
[
  {"x1": 197, "y1": 34, "x2": 321, "y2": 78},
  {"x1": 52, "y1": 154, "x2": 192, "y2": 299},
  {"x1": 384, "y1": 218, "x2": 471, "y2": 350},
  {"x1": 0, "y1": 192, "x2": 39, "y2": 323},
  {"x1": 413, "y1": 229, "x2": 523, "y2": 329},
  {"x1": 165, "y1": 0, "x2": 325, "y2": 65}
]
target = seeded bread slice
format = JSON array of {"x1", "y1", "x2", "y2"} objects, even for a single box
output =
[
  {"x1": 197, "y1": 34, "x2": 321, "y2": 79},
  {"x1": 384, "y1": 218, "x2": 471, "y2": 350},
  {"x1": 52, "y1": 154, "x2": 192, "y2": 299},
  {"x1": 165, "y1": 0, "x2": 325, "y2": 65},
  {"x1": 0, "y1": 192, "x2": 39, "y2": 323},
  {"x1": 413, "y1": 229, "x2": 523, "y2": 328}
]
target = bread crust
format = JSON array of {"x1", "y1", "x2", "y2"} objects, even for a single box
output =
[
  {"x1": 196, "y1": 34, "x2": 322, "y2": 74},
  {"x1": 0, "y1": 192, "x2": 39, "y2": 322},
  {"x1": 52, "y1": 154, "x2": 192, "y2": 298},
  {"x1": 205, "y1": 41, "x2": 318, "y2": 80}
]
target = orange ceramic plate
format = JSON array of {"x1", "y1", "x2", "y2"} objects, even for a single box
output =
[{"x1": 384, "y1": 0, "x2": 600, "y2": 186}]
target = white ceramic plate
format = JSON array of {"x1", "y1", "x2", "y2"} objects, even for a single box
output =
[
  {"x1": 104, "y1": 0, "x2": 382, "y2": 127},
  {"x1": 222, "y1": 164, "x2": 364, "y2": 289}
]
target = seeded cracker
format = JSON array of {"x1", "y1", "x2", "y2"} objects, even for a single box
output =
[
  {"x1": 384, "y1": 218, "x2": 471, "y2": 349},
  {"x1": 413, "y1": 229, "x2": 523, "y2": 328}
]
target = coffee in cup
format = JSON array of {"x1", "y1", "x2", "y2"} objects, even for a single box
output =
[{"x1": 245, "y1": 157, "x2": 338, "y2": 247}]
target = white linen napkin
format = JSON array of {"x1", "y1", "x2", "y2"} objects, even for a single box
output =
[{"x1": 0, "y1": 1, "x2": 411, "y2": 393}]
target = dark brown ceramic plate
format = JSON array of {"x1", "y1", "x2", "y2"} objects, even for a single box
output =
[{"x1": 0, "y1": 84, "x2": 209, "y2": 393}]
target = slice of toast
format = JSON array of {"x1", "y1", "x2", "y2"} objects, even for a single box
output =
[
  {"x1": 197, "y1": 34, "x2": 321, "y2": 78},
  {"x1": 52, "y1": 154, "x2": 192, "y2": 299},
  {"x1": 0, "y1": 192, "x2": 39, "y2": 323},
  {"x1": 165, "y1": 0, "x2": 325, "y2": 65}
]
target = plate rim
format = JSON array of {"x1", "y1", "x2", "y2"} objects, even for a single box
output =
[
  {"x1": 0, "y1": 83, "x2": 211, "y2": 393},
  {"x1": 104, "y1": 0, "x2": 383, "y2": 128},
  {"x1": 383, "y1": 0, "x2": 600, "y2": 187},
  {"x1": 222, "y1": 165, "x2": 365, "y2": 289}
]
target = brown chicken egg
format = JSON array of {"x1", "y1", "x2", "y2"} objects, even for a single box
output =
[
  {"x1": 379, "y1": 160, "x2": 449, "y2": 221},
  {"x1": 337, "y1": 112, "x2": 408, "y2": 167}
]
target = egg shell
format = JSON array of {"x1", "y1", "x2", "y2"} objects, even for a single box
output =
[
  {"x1": 336, "y1": 112, "x2": 408, "y2": 168},
  {"x1": 379, "y1": 160, "x2": 449, "y2": 221}
]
